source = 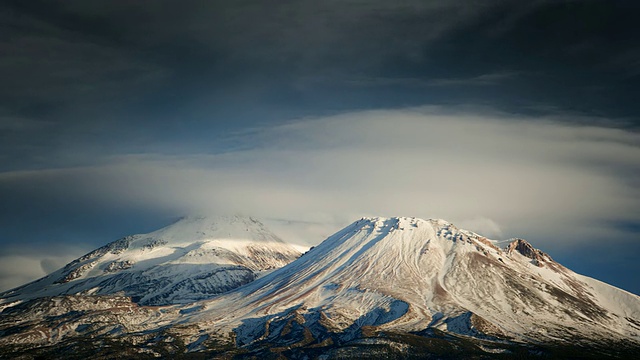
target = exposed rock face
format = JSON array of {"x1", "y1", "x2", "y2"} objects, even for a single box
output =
[
  {"x1": 104, "y1": 260, "x2": 135, "y2": 273},
  {"x1": 56, "y1": 237, "x2": 134, "y2": 283},
  {"x1": 505, "y1": 238, "x2": 552, "y2": 266}
]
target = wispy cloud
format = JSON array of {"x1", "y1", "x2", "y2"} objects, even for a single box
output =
[
  {"x1": 425, "y1": 71, "x2": 520, "y2": 87},
  {"x1": 0, "y1": 247, "x2": 85, "y2": 291},
  {"x1": 316, "y1": 71, "x2": 520, "y2": 89},
  {"x1": 2, "y1": 106, "x2": 637, "y2": 250},
  {"x1": 0, "y1": 115, "x2": 51, "y2": 131}
]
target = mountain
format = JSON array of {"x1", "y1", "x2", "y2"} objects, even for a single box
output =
[
  {"x1": 0, "y1": 215, "x2": 302, "y2": 307},
  {"x1": 184, "y1": 217, "x2": 640, "y2": 357},
  {"x1": 1, "y1": 217, "x2": 639, "y2": 359}
]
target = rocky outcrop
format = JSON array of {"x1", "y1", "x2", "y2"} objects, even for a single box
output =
[{"x1": 505, "y1": 238, "x2": 552, "y2": 266}]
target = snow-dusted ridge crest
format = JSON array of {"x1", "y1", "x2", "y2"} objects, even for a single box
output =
[
  {"x1": 1, "y1": 216, "x2": 639, "y2": 358},
  {"x1": 0, "y1": 215, "x2": 302, "y2": 307}
]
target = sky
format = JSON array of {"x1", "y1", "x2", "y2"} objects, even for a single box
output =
[{"x1": 0, "y1": 1, "x2": 639, "y2": 294}]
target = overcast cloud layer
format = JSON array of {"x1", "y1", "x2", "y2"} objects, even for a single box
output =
[{"x1": 0, "y1": 1, "x2": 639, "y2": 293}]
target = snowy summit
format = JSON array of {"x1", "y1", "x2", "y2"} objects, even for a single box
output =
[{"x1": 0, "y1": 215, "x2": 301, "y2": 306}]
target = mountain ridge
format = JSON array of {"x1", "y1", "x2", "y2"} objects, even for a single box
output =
[
  {"x1": 1, "y1": 216, "x2": 639, "y2": 359},
  {"x1": 0, "y1": 215, "x2": 302, "y2": 307}
]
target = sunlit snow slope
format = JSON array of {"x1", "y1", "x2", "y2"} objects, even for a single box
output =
[
  {"x1": 0, "y1": 215, "x2": 301, "y2": 306},
  {"x1": 194, "y1": 217, "x2": 640, "y2": 346}
]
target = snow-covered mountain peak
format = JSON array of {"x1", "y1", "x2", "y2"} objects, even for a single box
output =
[
  {"x1": 188, "y1": 215, "x2": 639, "y2": 350},
  {"x1": 142, "y1": 214, "x2": 287, "y2": 246},
  {"x1": 0, "y1": 215, "x2": 301, "y2": 306},
  {"x1": 344, "y1": 216, "x2": 483, "y2": 248},
  {"x1": 350, "y1": 217, "x2": 443, "y2": 234},
  {"x1": 301, "y1": 216, "x2": 502, "y2": 268},
  {"x1": 198, "y1": 216, "x2": 506, "y2": 325},
  {"x1": 358, "y1": 216, "x2": 451, "y2": 226}
]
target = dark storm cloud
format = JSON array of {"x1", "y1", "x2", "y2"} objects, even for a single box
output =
[
  {"x1": 424, "y1": 1, "x2": 640, "y2": 121},
  {"x1": 2, "y1": 0, "x2": 638, "y2": 172}
]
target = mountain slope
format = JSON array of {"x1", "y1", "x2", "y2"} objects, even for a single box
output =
[
  {"x1": 1, "y1": 217, "x2": 639, "y2": 358},
  {"x1": 0, "y1": 215, "x2": 302, "y2": 307},
  {"x1": 189, "y1": 217, "x2": 640, "y2": 351}
]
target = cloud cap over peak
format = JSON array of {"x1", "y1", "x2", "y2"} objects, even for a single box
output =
[{"x1": 3, "y1": 107, "x2": 638, "y2": 244}]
